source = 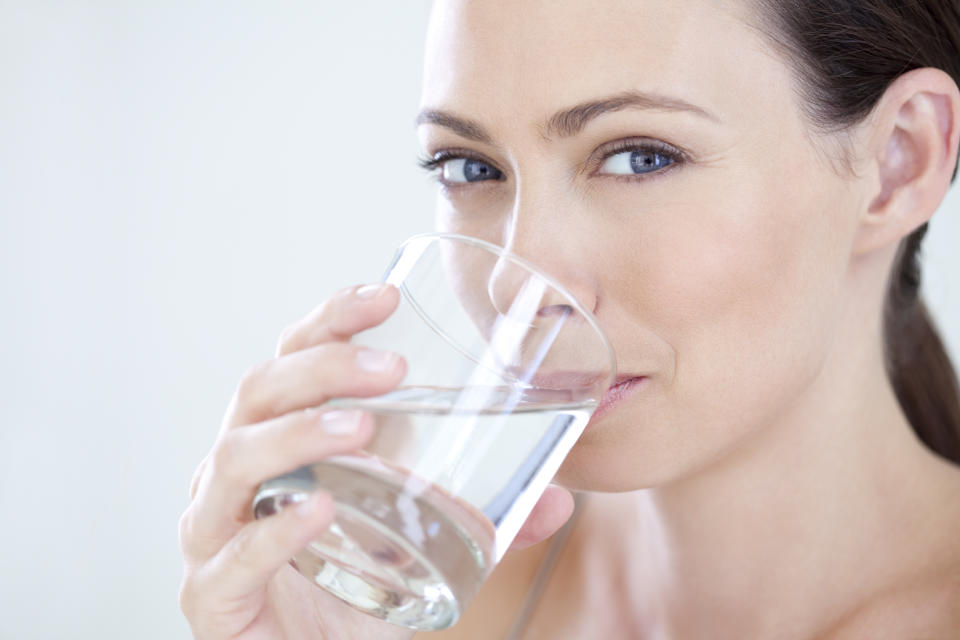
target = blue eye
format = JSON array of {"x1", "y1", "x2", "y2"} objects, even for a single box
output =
[
  {"x1": 599, "y1": 148, "x2": 675, "y2": 176},
  {"x1": 441, "y1": 157, "x2": 504, "y2": 183}
]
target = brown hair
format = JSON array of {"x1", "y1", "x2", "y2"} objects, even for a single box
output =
[{"x1": 753, "y1": 0, "x2": 960, "y2": 463}]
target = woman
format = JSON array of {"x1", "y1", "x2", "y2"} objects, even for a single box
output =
[{"x1": 178, "y1": 0, "x2": 960, "y2": 637}]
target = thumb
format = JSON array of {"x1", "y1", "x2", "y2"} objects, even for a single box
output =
[{"x1": 508, "y1": 484, "x2": 575, "y2": 551}]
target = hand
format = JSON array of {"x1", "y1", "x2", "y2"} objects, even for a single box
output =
[
  {"x1": 508, "y1": 484, "x2": 576, "y2": 551},
  {"x1": 178, "y1": 282, "x2": 417, "y2": 640},
  {"x1": 178, "y1": 282, "x2": 576, "y2": 639}
]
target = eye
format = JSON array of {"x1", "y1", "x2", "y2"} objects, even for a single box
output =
[
  {"x1": 418, "y1": 152, "x2": 505, "y2": 186},
  {"x1": 443, "y1": 157, "x2": 503, "y2": 183},
  {"x1": 597, "y1": 145, "x2": 678, "y2": 178}
]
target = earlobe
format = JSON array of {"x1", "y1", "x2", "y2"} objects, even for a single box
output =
[{"x1": 853, "y1": 68, "x2": 960, "y2": 257}]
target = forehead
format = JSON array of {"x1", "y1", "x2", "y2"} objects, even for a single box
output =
[{"x1": 420, "y1": 0, "x2": 791, "y2": 131}]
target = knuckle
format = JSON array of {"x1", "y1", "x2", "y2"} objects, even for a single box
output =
[
  {"x1": 188, "y1": 456, "x2": 208, "y2": 501},
  {"x1": 306, "y1": 291, "x2": 351, "y2": 337},
  {"x1": 291, "y1": 407, "x2": 337, "y2": 445},
  {"x1": 178, "y1": 509, "x2": 193, "y2": 550},
  {"x1": 236, "y1": 361, "x2": 268, "y2": 400},
  {"x1": 275, "y1": 323, "x2": 300, "y2": 355},
  {"x1": 309, "y1": 296, "x2": 338, "y2": 326},
  {"x1": 327, "y1": 339, "x2": 360, "y2": 361},
  {"x1": 295, "y1": 406, "x2": 324, "y2": 434},
  {"x1": 178, "y1": 572, "x2": 198, "y2": 619},
  {"x1": 209, "y1": 434, "x2": 242, "y2": 483},
  {"x1": 178, "y1": 507, "x2": 205, "y2": 564},
  {"x1": 322, "y1": 344, "x2": 366, "y2": 381},
  {"x1": 298, "y1": 341, "x2": 342, "y2": 373},
  {"x1": 335, "y1": 283, "x2": 361, "y2": 300},
  {"x1": 231, "y1": 362, "x2": 273, "y2": 423},
  {"x1": 228, "y1": 524, "x2": 262, "y2": 572}
]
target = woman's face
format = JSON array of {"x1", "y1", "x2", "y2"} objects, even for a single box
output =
[{"x1": 417, "y1": 0, "x2": 866, "y2": 491}]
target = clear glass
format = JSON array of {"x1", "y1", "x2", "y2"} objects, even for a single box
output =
[{"x1": 253, "y1": 233, "x2": 616, "y2": 630}]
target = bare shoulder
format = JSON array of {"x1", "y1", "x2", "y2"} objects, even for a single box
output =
[
  {"x1": 820, "y1": 457, "x2": 960, "y2": 639},
  {"x1": 831, "y1": 575, "x2": 960, "y2": 638},
  {"x1": 820, "y1": 554, "x2": 960, "y2": 638}
]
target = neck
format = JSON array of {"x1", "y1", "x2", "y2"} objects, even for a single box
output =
[{"x1": 631, "y1": 258, "x2": 957, "y2": 638}]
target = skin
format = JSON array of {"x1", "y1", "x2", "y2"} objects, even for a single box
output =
[
  {"x1": 179, "y1": 0, "x2": 960, "y2": 638},
  {"x1": 413, "y1": 0, "x2": 960, "y2": 637}
]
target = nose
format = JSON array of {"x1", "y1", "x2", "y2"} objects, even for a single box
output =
[
  {"x1": 487, "y1": 184, "x2": 600, "y2": 321},
  {"x1": 484, "y1": 221, "x2": 610, "y2": 390},
  {"x1": 487, "y1": 256, "x2": 580, "y2": 325},
  {"x1": 475, "y1": 179, "x2": 615, "y2": 393}
]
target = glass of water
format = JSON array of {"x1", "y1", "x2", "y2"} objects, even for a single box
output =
[{"x1": 252, "y1": 233, "x2": 615, "y2": 630}]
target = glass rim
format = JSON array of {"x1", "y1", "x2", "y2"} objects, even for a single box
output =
[{"x1": 393, "y1": 232, "x2": 618, "y2": 387}]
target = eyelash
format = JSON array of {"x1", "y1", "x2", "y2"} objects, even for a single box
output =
[
  {"x1": 417, "y1": 138, "x2": 687, "y2": 188},
  {"x1": 417, "y1": 149, "x2": 491, "y2": 177},
  {"x1": 596, "y1": 139, "x2": 687, "y2": 183}
]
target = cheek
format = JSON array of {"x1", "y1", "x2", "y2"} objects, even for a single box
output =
[
  {"x1": 638, "y1": 158, "x2": 854, "y2": 449},
  {"x1": 433, "y1": 187, "x2": 512, "y2": 240}
]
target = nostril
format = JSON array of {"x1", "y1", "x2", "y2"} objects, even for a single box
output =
[{"x1": 537, "y1": 304, "x2": 574, "y2": 318}]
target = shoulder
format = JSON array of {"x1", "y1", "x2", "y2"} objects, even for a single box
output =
[{"x1": 819, "y1": 562, "x2": 960, "y2": 639}]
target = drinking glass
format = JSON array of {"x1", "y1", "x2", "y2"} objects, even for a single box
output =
[{"x1": 253, "y1": 233, "x2": 615, "y2": 630}]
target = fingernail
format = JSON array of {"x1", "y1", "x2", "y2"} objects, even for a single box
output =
[
  {"x1": 356, "y1": 283, "x2": 387, "y2": 299},
  {"x1": 319, "y1": 409, "x2": 364, "y2": 435},
  {"x1": 356, "y1": 348, "x2": 398, "y2": 373}
]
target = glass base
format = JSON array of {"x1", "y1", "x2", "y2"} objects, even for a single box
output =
[{"x1": 253, "y1": 457, "x2": 495, "y2": 631}]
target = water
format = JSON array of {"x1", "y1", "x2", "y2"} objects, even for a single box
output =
[{"x1": 253, "y1": 386, "x2": 594, "y2": 630}]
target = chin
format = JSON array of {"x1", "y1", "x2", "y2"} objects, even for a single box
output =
[
  {"x1": 551, "y1": 376, "x2": 694, "y2": 491},
  {"x1": 556, "y1": 404, "x2": 786, "y2": 495},
  {"x1": 553, "y1": 436, "x2": 665, "y2": 493},
  {"x1": 552, "y1": 408, "x2": 722, "y2": 493}
]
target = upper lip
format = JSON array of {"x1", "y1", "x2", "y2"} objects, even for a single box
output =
[
  {"x1": 509, "y1": 370, "x2": 648, "y2": 390},
  {"x1": 515, "y1": 370, "x2": 612, "y2": 389}
]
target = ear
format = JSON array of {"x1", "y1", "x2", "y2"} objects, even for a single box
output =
[{"x1": 853, "y1": 67, "x2": 960, "y2": 256}]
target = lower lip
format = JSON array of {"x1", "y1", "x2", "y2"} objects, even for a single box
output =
[{"x1": 588, "y1": 377, "x2": 647, "y2": 424}]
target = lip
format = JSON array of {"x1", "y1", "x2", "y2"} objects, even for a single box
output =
[
  {"x1": 515, "y1": 369, "x2": 611, "y2": 390},
  {"x1": 588, "y1": 375, "x2": 648, "y2": 424}
]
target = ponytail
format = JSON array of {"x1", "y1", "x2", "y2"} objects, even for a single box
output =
[
  {"x1": 755, "y1": 0, "x2": 960, "y2": 464},
  {"x1": 884, "y1": 222, "x2": 960, "y2": 462}
]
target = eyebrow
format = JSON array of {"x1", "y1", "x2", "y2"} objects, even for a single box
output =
[{"x1": 415, "y1": 90, "x2": 720, "y2": 144}]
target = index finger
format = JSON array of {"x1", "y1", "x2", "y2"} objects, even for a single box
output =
[{"x1": 275, "y1": 283, "x2": 399, "y2": 357}]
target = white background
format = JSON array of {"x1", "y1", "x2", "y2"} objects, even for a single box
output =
[{"x1": 1, "y1": 3, "x2": 957, "y2": 639}]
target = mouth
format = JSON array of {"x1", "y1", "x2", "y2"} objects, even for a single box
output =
[{"x1": 588, "y1": 375, "x2": 648, "y2": 424}]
